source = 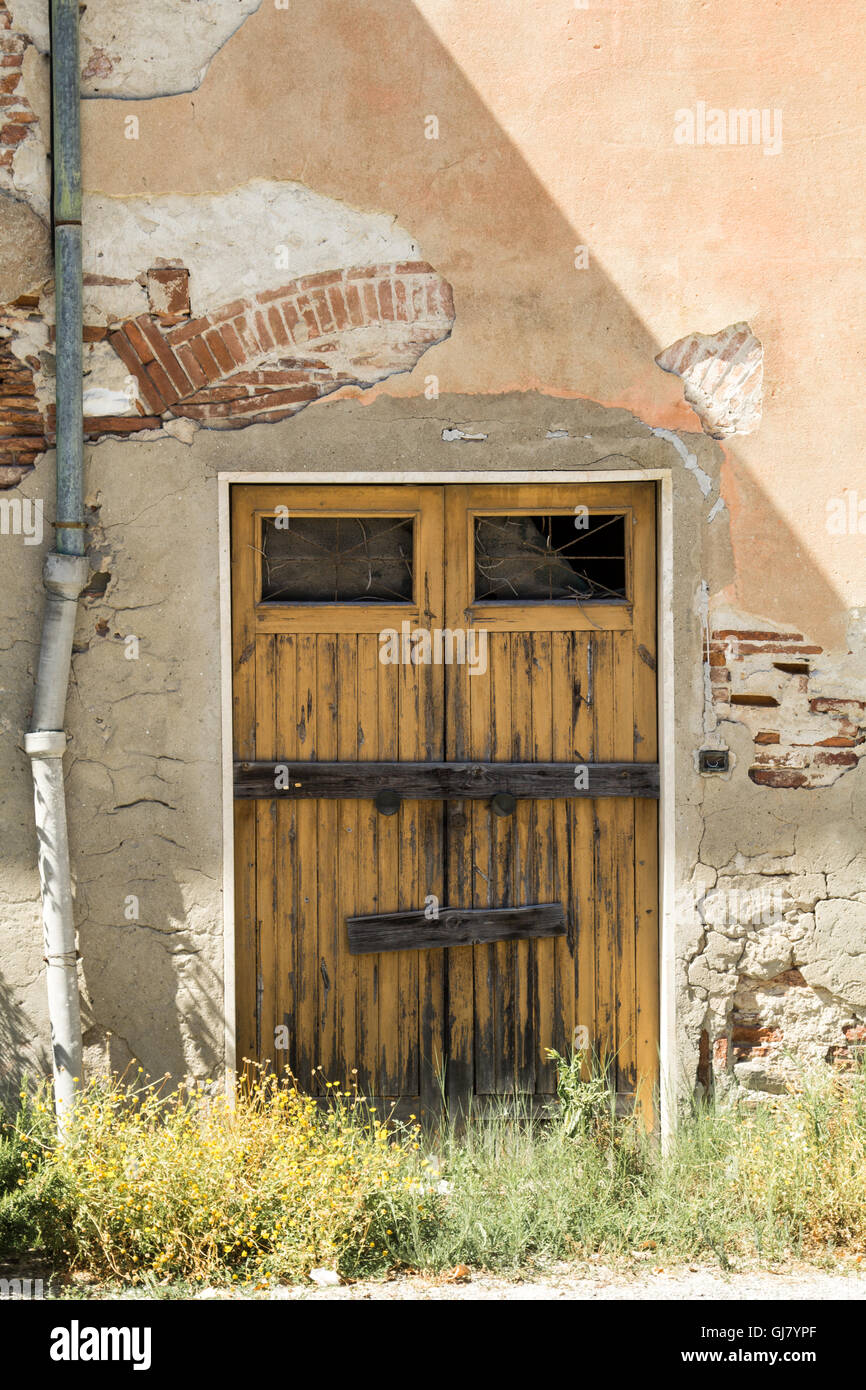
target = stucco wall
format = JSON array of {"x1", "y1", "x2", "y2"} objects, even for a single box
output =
[{"x1": 1, "y1": 0, "x2": 865, "y2": 1105}]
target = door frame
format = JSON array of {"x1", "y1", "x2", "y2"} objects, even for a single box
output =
[{"x1": 218, "y1": 469, "x2": 676, "y2": 1135}]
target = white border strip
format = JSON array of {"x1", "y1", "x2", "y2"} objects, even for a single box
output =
[{"x1": 217, "y1": 468, "x2": 676, "y2": 1129}]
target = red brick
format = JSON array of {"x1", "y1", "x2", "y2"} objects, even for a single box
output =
[
  {"x1": 175, "y1": 342, "x2": 208, "y2": 390},
  {"x1": 218, "y1": 322, "x2": 246, "y2": 367},
  {"x1": 108, "y1": 331, "x2": 166, "y2": 413},
  {"x1": 144, "y1": 360, "x2": 180, "y2": 407},
  {"x1": 280, "y1": 300, "x2": 301, "y2": 338},
  {"x1": 256, "y1": 284, "x2": 296, "y2": 307},
  {"x1": 749, "y1": 768, "x2": 808, "y2": 788},
  {"x1": 0, "y1": 56, "x2": 24, "y2": 67},
  {"x1": 121, "y1": 319, "x2": 155, "y2": 364},
  {"x1": 393, "y1": 279, "x2": 409, "y2": 322},
  {"x1": 250, "y1": 310, "x2": 275, "y2": 354},
  {"x1": 310, "y1": 289, "x2": 334, "y2": 334},
  {"x1": 378, "y1": 279, "x2": 394, "y2": 321},
  {"x1": 712, "y1": 630, "x2": 805, "y2": 643},
  {"x1": 166, "y1": 315, "x2": 213, "y2": 347},
  {"x1": 394, "y1": 260, "x2": 434, "y2": 276},
  {"x1": 409, "y1": 280, "x2": 428, "y2": 318},
  {"x1": 0, "y1": 122, "x2": 29, "y2": 143},
  {"x1": 327, "y1": 285, "x2": 348, "y2": 331},
  {"x1": 231, "y1": 315, "x2": 262, "y2": 361},
  {"x1": 297, "y1": 270, "x2": 342, "y2": 292},
  {"x1": 344, "y1": 283, "x2": 364, "y2": 328},
  {"x1": 186, "y1": 335, "x2": 222, "y2": 384},
  {"x1": 181, "y1": 384, "x2": 249, "y2": 404},
  {"x1": 267, "y1": 305, "x2": 290, "y2": 348},
  {"x1": 175, "y1": 384, "x2": 320, "y2": 420},
  {"x1": 206, "y1": 299, "x2": 248, "y2": 328},
  {"x1": 133, "y1": 316, "x2": 192, "y2": 400},
  {"x1": 708, "y1": 650, "x2": 726, "y2": 667},
  {"x1": 204, "y1": 328, "x2": 235, "y2": 375},
  {"x1": 809, "y1": 696, "x2": 866, "y2": 717},
  {"x1": 814, "y1": 750, "x2": 859, "y2": 767},
  {"x1": 361, "y1": 282, "x2": 379, "y2": 321},
  {"x1": 732, "y1": 1026, "x2": 782, "y2": 1044},
  {"x1": 294, "y1": 295, "x2": 320, "y2": 338},
  {"x1": 775, "y1": 969, "x2": 808, "y2": 987},
  {"x1": 146, "y1": 266, "x2": 190, "y2": 325},
  {"x1": 754, "y1": 730, "x2": 780, "y2": 744},
  {"x1": 438, "y1": 280, "x2": 455, "y2": 317}
]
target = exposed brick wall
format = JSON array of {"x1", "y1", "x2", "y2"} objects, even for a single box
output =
[
  {"x1": 709, "y1": 628, "x2": 866, "y2": 787},
  {"x1": 108, "y1": 262, "x2": 454, "y2": 429},
  {"x1": 0, "y1": 2, "x2": 36, "y2": 179},
  {"x1": 0, "y1": 298, "x2": 46, "y2": 485},
  {"x1": 0, "y1": 261, "x2": 454, "y2": 486},
  {"x1": 712, "y1": 968, "x2": 865, "y2": 1093}
]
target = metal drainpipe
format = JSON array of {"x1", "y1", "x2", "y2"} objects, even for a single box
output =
[{"x1": 23, "y1": 0, "x2": 87, "y2": 1135}]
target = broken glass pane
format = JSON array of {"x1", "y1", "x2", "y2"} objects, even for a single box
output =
[
  {"x1": 261, "y1": 514, "x2": 414, "y2": 603},
  {"x1": 474, "y1": 513, "x2": 626, "y2": 602}
]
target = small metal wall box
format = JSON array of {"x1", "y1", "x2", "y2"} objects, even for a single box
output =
[{"x1": 699, "y1": 748, "x2": 729, "y2": 774}]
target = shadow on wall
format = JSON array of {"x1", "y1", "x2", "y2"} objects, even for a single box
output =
[
  {"x1": 0, "y1": 968, "x2": 43, "y2": 1112},
  {"x1": 76, "y1": 0, "x2": 847, "y2": 641}
]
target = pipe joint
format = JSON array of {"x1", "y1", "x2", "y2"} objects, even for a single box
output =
[
  {"x1": 43, "y1": 552, "x2": 89, "y2": 601},
  {"x1": 24, "y1": 730, "x2": 68, "y2": 758}
]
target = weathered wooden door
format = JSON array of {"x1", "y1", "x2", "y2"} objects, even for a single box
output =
[{"x1": 232, "y1": 481, "x2": 658, "y2": 1114}]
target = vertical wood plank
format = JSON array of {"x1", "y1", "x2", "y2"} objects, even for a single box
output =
[
  {"x1": 512, "y1": 628, "x2": 536, "y2": 1095},
  {"x1": 592, "y1": 632, "x2": 617, "y2": 1081},
  {"x1": 254, "y1": 637, "x2": 277, "y2": 1065},
  {"x1": 356, "y1": 631, "x2": 380, "y2": 1098},
  {"x1": 550, "y1": 630, "x2": 575, "y2": 1072},
  {"x1": 490, "y1": 633, "x2": 516, "y2": 1093},
  {"x1": 377, "y1": 643, "x2": 401, "y2": 1096},
  {"x1": 294, "y1": 633, "x2": 319, "y2": 1089},
  {"x1": 274, "y1": 634, "x2": 297, "y2": 1080},
  {"x1": 336, "y1": 633, "x2": 359, "y2": 1092},
  {"x1": 316, "y1": 634, "x2": 339, "y2": 1085},
  {"x1": 530, "y1": 629, "x2": 555, "y2": 1093}
]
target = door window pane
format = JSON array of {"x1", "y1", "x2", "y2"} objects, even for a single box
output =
[
  {"x1": 261, "y1": 514, "x2": 414, "y2": 603},
  {"x1": 474, "y1": 513, "x2": 626, "y2": 602}
]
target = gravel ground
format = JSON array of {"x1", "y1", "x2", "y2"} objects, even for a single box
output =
[{"x1": 190, "y1": 1263, "x2": 866, "y2": 1301}]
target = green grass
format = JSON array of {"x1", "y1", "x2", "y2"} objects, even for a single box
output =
[{"x1": 2, "y1": 1052, "x2": 866, "y2": 1288}]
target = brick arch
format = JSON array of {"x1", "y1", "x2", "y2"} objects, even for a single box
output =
[{"x1": 109, "y1": 262, "x2": 454, "y2": 428}]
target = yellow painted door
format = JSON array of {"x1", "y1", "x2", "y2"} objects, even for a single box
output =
[
  {"x1": 443, "y1": 484, "x2": 658, "y2": 1104},
  {"x1": 231, "y1": 480, "x2": 658, "y2": 1112}
]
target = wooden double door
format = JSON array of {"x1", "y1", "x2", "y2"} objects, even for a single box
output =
[{"x1": 232, "y1": 482, "x2": 658, "y2": 1114}]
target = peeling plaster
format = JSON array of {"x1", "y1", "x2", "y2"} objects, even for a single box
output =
[
  {"x1": 648, "y1": 425, "x2": 713, "y2": 497},
  {"x1": 8, "y1": 0, "x2": 265, "y2": 99},
  {"x1": 655, "y1": 323, "x2": 763, "y2": 440}
]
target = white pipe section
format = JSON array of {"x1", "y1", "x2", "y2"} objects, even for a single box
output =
[{"x1": 24, "y1": 552, "x2": 89, "y2": 1133}]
